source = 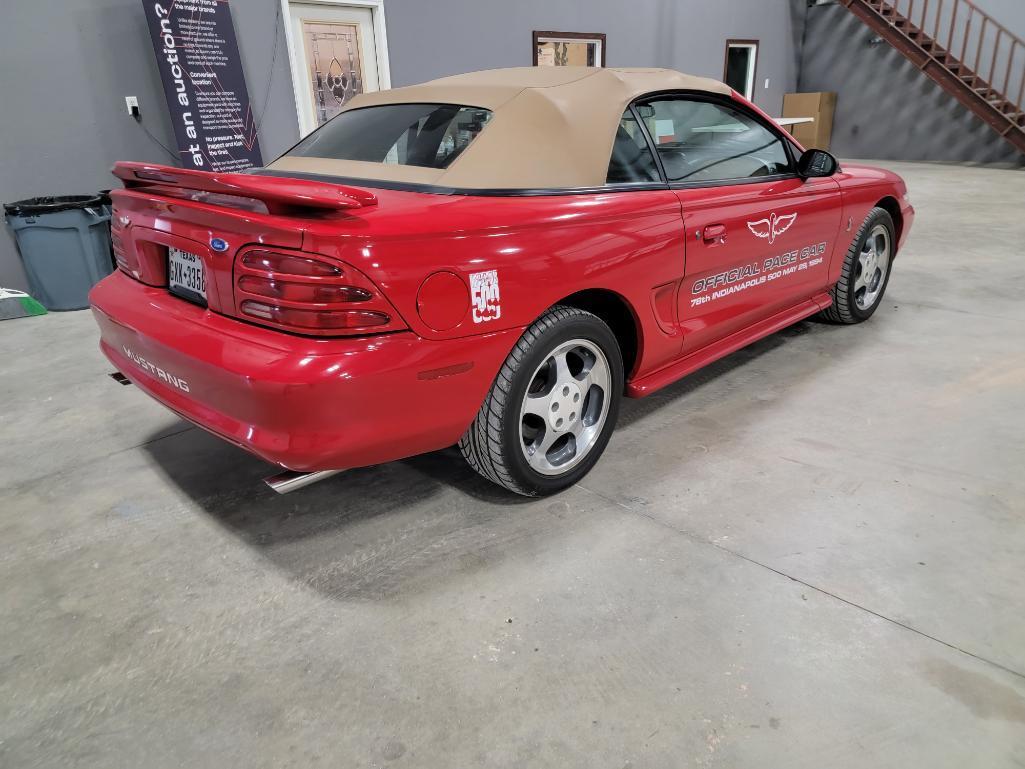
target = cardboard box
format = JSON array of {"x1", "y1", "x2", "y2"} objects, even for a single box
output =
[{"x1": 782, "y1": 92, "x2": 837, "y2": 150}]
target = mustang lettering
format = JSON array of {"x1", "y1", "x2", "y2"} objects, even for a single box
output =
[{"x1": 121, "y1": 345, "x2": 190, "y2": 392}]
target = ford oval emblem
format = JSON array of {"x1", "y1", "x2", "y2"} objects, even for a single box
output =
[{"x1": 210, "y1": 237, "x2": 229, "y2": 252}]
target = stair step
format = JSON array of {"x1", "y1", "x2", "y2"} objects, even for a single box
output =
[{"x1": 846, "y1": 1, "x2": 1025, "y2": 152}]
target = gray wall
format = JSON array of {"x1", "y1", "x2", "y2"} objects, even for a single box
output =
[
  {"x1": 0, "y1": 0, "x2": 299, "y2": 293},
  {"x1": 0, "y1": 0, "x2": 805, "y2": 291},
  {"x1": 383, "y1": 0, "x2": 805, "y2": 109},
  {"x1": 798, "y1": 1, "x2": 1025, "y2": 165}
]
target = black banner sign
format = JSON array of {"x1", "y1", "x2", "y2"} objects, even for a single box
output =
[{"x1": 143, "y1": 0, "x2": 263, "y2": 172}]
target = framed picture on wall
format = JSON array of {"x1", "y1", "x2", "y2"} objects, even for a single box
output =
[{"x1": 533, "y1": 31, "x2": 606, "y2": 68}]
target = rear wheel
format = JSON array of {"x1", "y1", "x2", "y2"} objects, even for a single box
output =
[
  {"x1": 459, "y1": 306, "x2": 623, "y2": 496},
  {"x1": 820, "y1": 207, "x2": 895, "y2": 324}
]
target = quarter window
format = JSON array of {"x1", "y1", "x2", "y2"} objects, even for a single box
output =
[
  {"x1": 637, "y1": 99, "x2": 791, "y2": 183},
  {"x1": 606, "y1": 110, "x2": 661, "y2": 184}
]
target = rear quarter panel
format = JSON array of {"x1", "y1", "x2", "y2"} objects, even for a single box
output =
[{"x1": 301, "y1": 188, "x2": 688, "y2": 378}]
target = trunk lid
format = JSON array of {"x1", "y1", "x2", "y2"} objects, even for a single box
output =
[{"x1": 108, "y1": 162, "x2": 378, "y2": 319}]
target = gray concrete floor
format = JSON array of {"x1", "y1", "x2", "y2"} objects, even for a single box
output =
[{"x1": 2, "y1": 161, "x2": 1024, "y2": 768}]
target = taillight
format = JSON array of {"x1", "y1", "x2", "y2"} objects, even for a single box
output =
[
  {"x1": 239, "y1": 301, "x2": 391, "y2": 330},
  {"x1": 110, "y1": 210, "x2": 141, "y2": 279},
  {"x1": 234, "y1": 248, "x2": 406, "y2": 337},
  {"x1": 237, "y1": 276, "x2": 371, "y2": 303},
  {"x1": 240, "y1": 251, "x2": 341, "y2": 277}
]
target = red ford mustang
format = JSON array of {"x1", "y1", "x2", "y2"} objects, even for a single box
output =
[{"x1": 90, "y1": 67, "x2": 913, "y2": 496}]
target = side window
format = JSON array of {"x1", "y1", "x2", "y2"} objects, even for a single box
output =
[
  {"x1": 638, "y1": 99, "x2": 791, "y2": 183},
  {"x1": 606, "y1": 110, "x2": 661, "y2": 184}
]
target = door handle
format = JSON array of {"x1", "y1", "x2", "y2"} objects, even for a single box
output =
[{"x1": 703, "y1": 224, "x2": 727, "y2": 244}]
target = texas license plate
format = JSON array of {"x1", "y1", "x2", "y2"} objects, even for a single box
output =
[{"x1": 168, "y1": 247, "x2": 207, "y2": 304}]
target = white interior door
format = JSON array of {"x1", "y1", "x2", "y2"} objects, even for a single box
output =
[
  {"x1": 286, "y1": 2, "x2": 384, "y2": 136},
  {"x1": 724, "y1": 42, "x2": 758, "y2": 101}
]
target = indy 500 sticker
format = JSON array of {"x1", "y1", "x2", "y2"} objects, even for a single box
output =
[
  {"x1": 690, "y1": 242, "x2": 828, "y2": 307},
  {"x1": 470, "y1": 269, "x2": 501, "y2": 323}
]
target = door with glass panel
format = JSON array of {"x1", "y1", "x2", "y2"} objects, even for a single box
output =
[
  {"x1": 634, "y1": 96, "x2": 842, "y2": 352},
  {"x1": 286, "y1": 2, "x2": 385, "y2": 136}
]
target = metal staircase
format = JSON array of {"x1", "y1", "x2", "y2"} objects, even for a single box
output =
[{"x1": 839, "y1": 0, "x2": 1025, "y2": 154}]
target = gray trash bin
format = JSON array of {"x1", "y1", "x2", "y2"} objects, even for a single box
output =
[{"x1": 4, "y1": 195, "x2": 114, "y2": 311}]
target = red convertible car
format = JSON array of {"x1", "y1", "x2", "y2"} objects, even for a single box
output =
[{"x1": 91, "y1": 67, "x2": 913, "y2": 495}]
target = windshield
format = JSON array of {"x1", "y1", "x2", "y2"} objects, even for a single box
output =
[{"x1": 285, "y1": 103, "x2": 493, "y2": 170}]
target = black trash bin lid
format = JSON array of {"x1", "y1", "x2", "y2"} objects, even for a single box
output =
[{"x1": 4, "y1": 195, "x2": 106, "y2": 216}]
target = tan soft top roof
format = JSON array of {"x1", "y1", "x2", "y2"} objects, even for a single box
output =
[{"x1": 268, "y1": 67, "x2": 733, "y2": 190}]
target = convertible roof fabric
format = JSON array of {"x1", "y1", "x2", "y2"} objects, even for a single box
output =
[{"x1": 268, "y1": 67, "x2": 733, "y2": 190}]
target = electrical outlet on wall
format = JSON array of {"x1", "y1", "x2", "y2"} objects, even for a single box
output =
[{"x1": 125, "y1": 96, "x2": 140, "y2": 117}]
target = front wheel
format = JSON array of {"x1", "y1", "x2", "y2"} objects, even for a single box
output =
[
  {"x1": 459, "y1": 306, "x2": 623, "y2": 496},
  {"x1": 819, "y1": 207, "x2": 895, "y2": 324}
]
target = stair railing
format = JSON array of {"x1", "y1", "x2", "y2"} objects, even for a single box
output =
[{"x1": 887, "y1": 0, "x2": 1024, "y2": 113}]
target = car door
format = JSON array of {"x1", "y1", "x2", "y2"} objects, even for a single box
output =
[{"x1": 636, "y1": 96, "x2": 842, "y2": 353}]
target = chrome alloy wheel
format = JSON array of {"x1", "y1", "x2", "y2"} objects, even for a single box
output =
[
  {"x1": 519, "y1": 338, "x2": 611, "y2": 476},
  {"x1": 854, "y1": 224, "x2": 891, "y2": 311}
]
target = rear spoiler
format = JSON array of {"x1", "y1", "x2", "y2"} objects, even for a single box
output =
[{"x1": 111, "y1": 162, "x2": 377, "y2": 213}]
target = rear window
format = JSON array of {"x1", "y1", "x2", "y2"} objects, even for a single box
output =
[{"x1": 285, "y1": 103, "x2": 493, "y2": 169}]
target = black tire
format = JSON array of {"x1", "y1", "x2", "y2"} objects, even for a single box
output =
[
  {"x1": 819, "y1": 207, "x2": 896, "y2": 324},
  {"x1": 459, "y1": 305, "x2": 624, "y2": 496}
]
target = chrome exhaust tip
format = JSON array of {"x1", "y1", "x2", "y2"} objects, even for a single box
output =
[{"x1": 264, "y1": 469, "x2": 343, "y2": 494}]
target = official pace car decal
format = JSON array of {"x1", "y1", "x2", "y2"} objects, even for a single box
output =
[
  {"x1": 690, "y1": 241, "x2": 828, "y2": 307},
  {"x1": 747, "y1": 212, "x2": 797, "y2": 244},
  {"x1": 470, "y1": 269, "x2": 501, "y2": 323}
]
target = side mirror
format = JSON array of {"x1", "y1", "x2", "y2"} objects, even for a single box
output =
[{"x1": 797, "y1": 149, "x2": 838, "y2": 178}]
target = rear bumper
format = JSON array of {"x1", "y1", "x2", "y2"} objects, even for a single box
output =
[{"x1": 90, "y1": 271, "x2": 517, "y2": 471}]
